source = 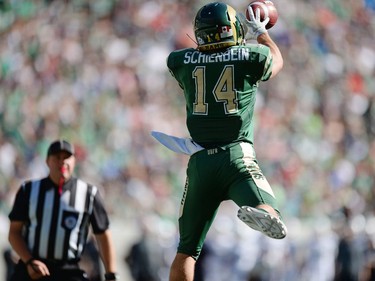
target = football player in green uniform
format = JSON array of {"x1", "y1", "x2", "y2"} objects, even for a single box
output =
[{"x1": 166, "y1": 2, "x2": 287, "y2": 280}]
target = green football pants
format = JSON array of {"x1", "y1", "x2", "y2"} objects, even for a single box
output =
[{"x1": 177, "y1": 142, "x2": 279, "y2": 259}]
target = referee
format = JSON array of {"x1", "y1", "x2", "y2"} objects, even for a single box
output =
[{"x1": 8, "y1": 139, "x2": 118, "y2": 281}]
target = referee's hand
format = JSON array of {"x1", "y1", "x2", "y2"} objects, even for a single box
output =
[{"x1": 26, "y1": 259, "x2": 50, "y2": 280}]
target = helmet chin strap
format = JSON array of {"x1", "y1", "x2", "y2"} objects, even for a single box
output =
[{"x1": 186, "y1": 33, "x2": 198, "y2": 46}]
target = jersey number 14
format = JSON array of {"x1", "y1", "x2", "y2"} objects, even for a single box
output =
[{"x1": 193, "y1": 65, "x2": 239, "y2": 115}]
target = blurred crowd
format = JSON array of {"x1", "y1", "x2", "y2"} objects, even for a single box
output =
[{"x1": 0, "y1": 0, "x2": 374, "y2": 280}]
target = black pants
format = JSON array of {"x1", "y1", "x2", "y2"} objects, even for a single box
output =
[{"x1": 10, "y1": 259, "x2": 89, "y2": 281}]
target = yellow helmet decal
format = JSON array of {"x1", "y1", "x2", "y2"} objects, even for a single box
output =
[{"x1": 227, "y1": 5, "x2": 238, "y2": 44}]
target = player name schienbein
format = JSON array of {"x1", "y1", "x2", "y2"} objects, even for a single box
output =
[{"x1": 183, "y1": 47, "x2": 251, "y2": 64}]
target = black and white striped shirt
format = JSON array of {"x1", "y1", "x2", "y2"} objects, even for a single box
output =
[{"x1": 9, "y1": 177, "x2": 110, "y2": 261}]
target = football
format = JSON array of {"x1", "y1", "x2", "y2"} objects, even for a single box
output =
[{"x1": 246, "y1": 0, "x2": 278, "y2": 29}]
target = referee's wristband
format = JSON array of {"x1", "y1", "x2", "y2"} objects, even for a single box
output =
[
  {"x1": 25, "y1": 258, "x2": 35, "y2": 266},
  {"x1": 104, "y1": 272, "x2": 118, "y2": 280}
]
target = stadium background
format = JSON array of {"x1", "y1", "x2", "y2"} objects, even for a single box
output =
[{"x1": 0, "y1": 0, "x2": 374, "y2": 280}]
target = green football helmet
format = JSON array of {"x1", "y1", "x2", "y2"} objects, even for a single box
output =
[{"x1": 194, "y1": 2, "x2": 245, "y2": 51}]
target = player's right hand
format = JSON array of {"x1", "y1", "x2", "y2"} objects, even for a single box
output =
[{"x1": 241, "y1": 8, "x2": 269, "y2": 40}]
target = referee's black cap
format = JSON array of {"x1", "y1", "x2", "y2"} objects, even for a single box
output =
[{"x1": 47, "y1": 140, "x2": 75, "y2": 156}]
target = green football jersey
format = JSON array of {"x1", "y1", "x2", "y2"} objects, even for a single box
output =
[{"x1": 167, "y1": 44, "x2": 272, "y2": 147}]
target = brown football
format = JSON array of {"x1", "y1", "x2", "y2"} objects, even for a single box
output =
[{"x1": 246, "y1": 0, "x2": 278, "y2": 29}]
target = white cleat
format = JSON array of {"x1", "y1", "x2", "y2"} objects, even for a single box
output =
[{"x1": 237, "y1": 206, "x2": 287, "y2": 239}]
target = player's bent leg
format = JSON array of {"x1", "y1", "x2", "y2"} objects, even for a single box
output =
[
  {"x1": 169, "y1": 253, "x2": 196, "y2": 281},
  {"x1": 237, "y1": 205, "x2": 287, "y2": 239}
]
